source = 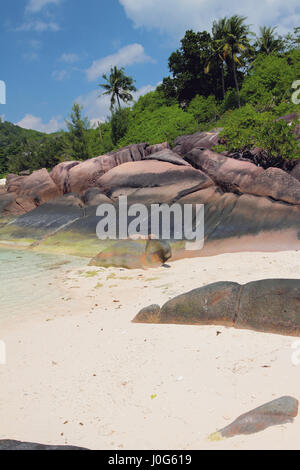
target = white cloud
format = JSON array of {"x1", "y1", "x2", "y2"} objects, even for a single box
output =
[
  {"x1": 86, "y1": 43, "x2": 154, "y2": 82},
  {"x1": 59, "y1": 53, "x2": 80, "y2": 63},
  {"x1": 17, "y1": 20, "x2": 60, "y2": 32},
  {"x1": 119, "y1": 0, "x2": 299, "y2": 36},
  {"x1": 26, "y1": 0, "x2": 61, "y2": 14},
  {"x1": 77, "y1": 83, "x2": 157, "y2": 124},
  {"x1": 16, "y1": 114, "x2": 64, "y2": 133}
]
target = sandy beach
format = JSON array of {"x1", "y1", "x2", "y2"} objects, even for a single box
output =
[{"x1": 0, "y1": 250, "x2": 300, "y2": 450}]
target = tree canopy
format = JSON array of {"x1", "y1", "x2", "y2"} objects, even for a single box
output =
[{"x1": 1, "y1": 17, "x2": 299, "y2": 176}]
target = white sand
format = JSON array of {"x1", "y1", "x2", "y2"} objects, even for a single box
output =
[{"x1": 1, "y1": 251, "x2": 300, "y2": 450}]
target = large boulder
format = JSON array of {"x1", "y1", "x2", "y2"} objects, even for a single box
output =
[
  {"x1": 236, "y1": 279, "x2": 300, "y2": 335},
  {"x1": 145, "y1": 142, "x2": 169, "y2": 155},
  {"x1": 290, "y1": 161, "x2": 300, "y2": 182},
  {"x1": 97, "y1": 160, "x2": 214, "y2": 201},
  {"x1": 0, "y1": 192, "x2": 36, "y2": 217},
  {"x1": 173, "y1": 130, "x2": 220, "y2": 156},
  {"x1": 143, "y1": 148, "x2": 190, "y2": 166},
  {"x1": 187, "y1": 149, "x2": 300, "y2": 204},
  {"x1": 49, "y1": 144, "x2": 177, "y2": 196},
  {"x1": 7, "y1": 169, "x2": 61, "y2": 205},
  {"x1": 66, "y1": 155, "x2": 115, "y2": 194},
  {"x1": 134, "y1": 281, "x2": 241, "y2": 325},
  {"x1": 2, "y1": 178, "x2": 300, "y2": 257},
  {"x1": 50, "y1": 161, "x2": 81, "y2": 193},
  {"x1": 134, "y1": 279, "x2": 300, "y2": 337},
  {"x1": 6, "y1": 174, "x2": 25, "y2": 193},
  {"x1": 89, "y1": 239, "x2": 171, "y2": 269},
  {"x1": 186, "y1": 149, "x2": 263, "y2": 193},
  {"x1": 248, "y1": 167, "x2": 300, "y2": 204},
  {"x1": 61, "y1": 144, "x2": 148, "y2": 194}
]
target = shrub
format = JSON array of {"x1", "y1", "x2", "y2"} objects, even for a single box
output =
[
  {"x1": 187, "y1": 95, "x2": 219, "y2": 124},
  {"x1": 216, "y1": 104, "x2": 300, "y2": 160},
  {"x1": 240, "y1": 51, "x2": 300, "y2": 110},
  {"x1": 118, "y1": 104, "x2": 198, "y2": 147}
]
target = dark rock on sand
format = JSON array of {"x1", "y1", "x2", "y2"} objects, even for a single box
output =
[
  {"x1": 145, "y1": 238, "x2": 172, "y2": 265},
  {"x1": 160, "y1": 282, "x2": 241, "y2": 325},
  {"x1": 236, "y1": 279, "x2": 300, "y2": 336},
  {"x1": 209, "y1": 396, "x2": 299, "y2": 440},
  {"x1": 132, "y1": 305, "x2": 161, "y2": 323},
  {"x1": 134, "y1": 279, "x2": 300, "y2": 337},
  {"x1": 89, "y1": 239, "x2": 171, "y2": 269},
  {"x1": 0, "y1": 440, "x2": 88, "y2": 450}
]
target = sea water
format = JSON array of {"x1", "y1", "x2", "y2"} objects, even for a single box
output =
[{"x1": 0, "y1": 248, "x2": 87, "y2": 322}]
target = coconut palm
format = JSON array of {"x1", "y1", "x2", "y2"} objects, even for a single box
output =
[
  {"x1": 99, "y1": 66, "x2": 137, "y2": 111},
  {"x1": 206, "y1": 17, "x2": 229, "y2": 99},
  {"x1": 222, "y1": 15, "x2": 252, "y2": 108},
  {"x1": 255, "y1": 26, "x2": 284, "y2": 55}
]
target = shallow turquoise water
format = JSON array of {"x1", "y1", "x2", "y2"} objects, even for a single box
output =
[{"x1": 0, "y1": 248, "x2": 87, "y2": 321}]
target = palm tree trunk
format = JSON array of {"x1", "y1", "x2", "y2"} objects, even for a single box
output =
[
  {"x1": 117, "y1": 94, "x2": 121, "y2": 109},
  {"x1": 233, "y1": 60, "x2": 241, "y2": 108}
]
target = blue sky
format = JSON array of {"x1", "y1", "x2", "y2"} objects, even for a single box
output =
[{"x1": 1, "y1": 0, "x2": 299, "y2": 132}]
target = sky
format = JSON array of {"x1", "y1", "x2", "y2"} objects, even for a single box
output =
[{"x1": 0, "y1": 0, "x2": 299, "y2": 133}]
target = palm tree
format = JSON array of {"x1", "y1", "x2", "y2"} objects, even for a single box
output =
[
  {"x1": 255, "y1": 26, "x2": 284, "y2": 55},
  {"x1": 210, "y1": 18, "x2": 229, "y2": 99},
  {"x1": 222, "y1": 15, "x2": 252, "y2": 108},
  {"x1": 99, "y1": 66, "x2": 137, "y2": 111}
]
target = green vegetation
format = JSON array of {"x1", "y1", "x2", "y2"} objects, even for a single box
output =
[
  {"x1": 0, "y1": 18, "x2": 299, "y2": 176},
  {"x1": 215, "y1": 105, "x2": 300, "y2": 163},
  {"x1": 117, "y1": 91, "x2": 198, "y2": 147},
  {"x1": 0, "y1": 119, "x2": 67, "y2": 176},
  {"x1": 65, "y1": 103, "x2": 90, "y2": 160}
]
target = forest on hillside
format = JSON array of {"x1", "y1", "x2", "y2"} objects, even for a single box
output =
[{"x1": 1, "y1": 16, "x2": 299, "y2": 177}]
